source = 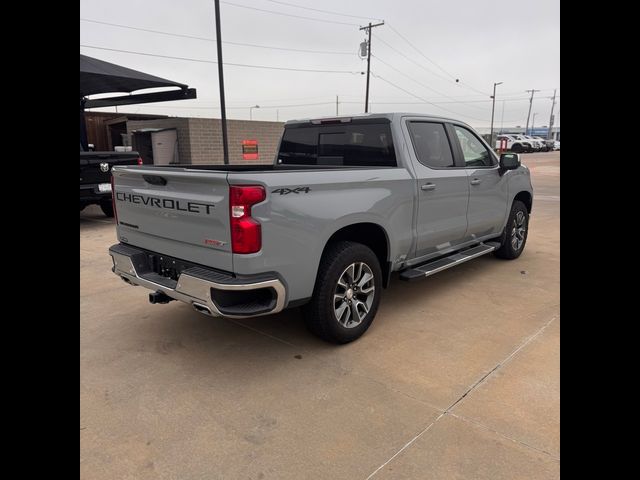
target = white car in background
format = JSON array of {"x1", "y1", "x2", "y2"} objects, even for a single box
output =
[
  {"x1": 495, "y1": 134, "x2": 533, "y2": 153},
  {"x1": 521, "y1": 135, "x2": 543, "y2": 151},
  {"x1": 553, "y1": 140, "x2": 560, "y2": 150},
  {"x1": 533, "y1": 136, "x2": 554, "y2": 152}
]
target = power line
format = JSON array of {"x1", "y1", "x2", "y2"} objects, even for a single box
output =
[
  {"x1": 80, "y1": 45, "x2": 364, "y2": 74},
  {"x1": 385, "y1": 22, "x2": 489, "y2": 96},
  {"x1": 80, "y1": 18, "x2": 354, "y2": 55},
  {"x1": 373, "y1": 33, "x2": 453, "y2": 84},
  {"x1": 370, "y1": 72, "x2": 488, "y2": 122},
  {"x1": 371, "y1": 53, "x2": 487, "y2": 111},
  {"x1": 343, "y1": 97, "x2": 535, "y2": 105},
  {"x1": 120, "y1": 101, "x2": 336, "y2": 110},
  {"x1": 338, "y1": 92, "x2": 557, "y2": 101},
  {"x1": 386, "y1": 23, "x2": 457, "y2": 81},
  {"x1": 220, "y1": 1, "x2": 358, "y2": 26},
  {"x1": 132, "y1": 96, "x2": 537, "y2": 108},
  {"x1": 263, "y1": 0, "x2": 382, "y2": 21}
]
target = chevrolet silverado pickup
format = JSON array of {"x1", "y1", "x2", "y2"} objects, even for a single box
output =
[
  {"x1": 108, "y1": 113, "x2": 533, "y2": 343},
  {"x1": 80, "y1": 143, "x2": 141, "y2": 217}
]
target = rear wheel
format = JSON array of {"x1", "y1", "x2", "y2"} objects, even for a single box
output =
[
  {"x1": 494, "y1": 200, "x2": 529, "y2": 259},
  {"x1": 303, "y1": 241, "x2": 382, "y2": 344},
  {"x1": 100, "y1": 200, "x2": 114, "y2": 218},
  {"x1": 512, "y1": 143, "x2": 523, "y2": 153}
]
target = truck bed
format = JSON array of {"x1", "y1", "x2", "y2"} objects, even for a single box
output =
[{"x1": 149, "y1": 163, "x2": 397, "y2": 172}]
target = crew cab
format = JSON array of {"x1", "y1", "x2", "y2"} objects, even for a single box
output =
[{"x1": 109, "y1": 113, "x2": 533, "y2": 343}]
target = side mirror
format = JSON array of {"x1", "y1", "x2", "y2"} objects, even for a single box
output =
[{"x1": 500, "y1": 153, "x2": 520, "y2": 170}]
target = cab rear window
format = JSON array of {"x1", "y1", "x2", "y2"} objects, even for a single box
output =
[{"x1": 278, "y1": 123, "x2": 396, "y2": 167}]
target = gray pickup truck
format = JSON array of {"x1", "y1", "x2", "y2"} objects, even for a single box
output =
[{"x1": 108, "y1": 113, "x2": 532, "y2": 343}]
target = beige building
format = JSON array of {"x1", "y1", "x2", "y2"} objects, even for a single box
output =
[{"x1": 126, "y1": 117, "x2": 284, "y2": 165}]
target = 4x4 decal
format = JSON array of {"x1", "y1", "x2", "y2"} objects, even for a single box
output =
[{"x1": 272, "y1": 187, "x2": 311, "y2": 195}]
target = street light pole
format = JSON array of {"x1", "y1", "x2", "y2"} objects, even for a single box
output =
[
  {"x1": 249, "y1": 104, "x2": 259, "y2": 120},
  {"x1": 213, "y1": 0, "x2": 229, "y2": 165},
  {"x1": 490, "y1": 81, "x2": 503, "y2": 145}
]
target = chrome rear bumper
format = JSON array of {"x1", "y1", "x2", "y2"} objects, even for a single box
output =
[{"x1": 109, "y1": 244, "x2": 286, "y2": 319}]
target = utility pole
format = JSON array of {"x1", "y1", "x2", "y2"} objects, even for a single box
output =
[
  {"x1": 359, "y1": 21, "x2": 384, "y2": 113},
  {"x1": 214, "y1": 0, "x2": 229, "y2": 164},
  {"x1": 524, "y1": 89, "x2": 540, "y2": 135},
  {"x1": 489, "y1": 81, "x2": 503, "y2": 145},
  {"x1": 547, "y1": 88, "x2": 557, "y2": 140},
  {"x1": 336, "y1": 95, "x2": 339, "y2": 115}
]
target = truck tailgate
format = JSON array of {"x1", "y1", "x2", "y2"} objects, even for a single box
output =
[{"x1": 112, "y1": 166, "x2": 233, "y2": 272}]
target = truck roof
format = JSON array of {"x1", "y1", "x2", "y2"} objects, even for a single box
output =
[{"x1": 284, "y1": 112, "x2": 466, "y2": 126}]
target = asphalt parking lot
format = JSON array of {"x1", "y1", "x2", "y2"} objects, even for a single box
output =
[{"x1": 80, "y1": 151, "x2": 560, "y2": 479}]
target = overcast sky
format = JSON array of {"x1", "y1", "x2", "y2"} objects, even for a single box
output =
[{"x1": 80, "y1": 0, "x2": 559, "y2": 128}]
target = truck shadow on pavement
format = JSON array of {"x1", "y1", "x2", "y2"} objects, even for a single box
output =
[{"x1": 157, "y1": 254, "x2": 508, "y2": 354}]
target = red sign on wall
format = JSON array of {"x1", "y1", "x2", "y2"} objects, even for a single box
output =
[{"x1": 242, "y1": 140, "x2": 259, "y2": 160}]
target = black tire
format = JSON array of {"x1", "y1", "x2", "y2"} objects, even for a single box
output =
[
  {"x1": 303, "y1": 241, "x2": 382, "y2": 344},
  {"x1": 512, "y1": 143, "x2": 523, "y2": 153},
  {"x1": 494, "y1": 200, "x2": 529, "y2": 259},
  {"x1": 100, "y1": 201, "x2": 115, "y2": 218}
]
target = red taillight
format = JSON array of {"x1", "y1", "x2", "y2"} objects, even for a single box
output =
[
  {"x1": 111, "y1": 175, "x2": 118, "y2": 224},
  {"x1": 229, "y1": 185, "x2": 265, "y2": 254},
  {"x1": 137, "y1": 157, "x2": 143, "y2": 165}
]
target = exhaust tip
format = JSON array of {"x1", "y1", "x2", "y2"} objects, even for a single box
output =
[
  {"x1": 192, "y1": 303, "x2": 213, "y2": 316},
  {"x1": 149, "y1": 291, "x2": 173, "y2": 304}
]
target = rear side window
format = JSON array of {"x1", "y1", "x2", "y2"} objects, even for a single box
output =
[
  {"x1": 278, "y1": 123, "x2": 396, "y2": 167},
  {"x1": 407, "y1": 122, "x2": 454, "y2": 168}
]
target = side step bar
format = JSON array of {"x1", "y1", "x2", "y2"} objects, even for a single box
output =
[{"x1": 399, "y1": 242, "x2": 500, "y2": 281}]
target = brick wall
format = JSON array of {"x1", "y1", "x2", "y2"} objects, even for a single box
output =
[
  {"x1": 126, "y1": 117, "x2": 284, "y2": 165},
  {"x1": 187, "y1": 118, "x2": 284, "y2": 165}
]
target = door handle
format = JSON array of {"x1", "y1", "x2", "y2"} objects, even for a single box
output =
[
  {"x1": 421, "y1": 183, "x2": 436, "y2": 191},
  {"x1": 470, "y1": 178, "x2": 482, "y2": 185}
]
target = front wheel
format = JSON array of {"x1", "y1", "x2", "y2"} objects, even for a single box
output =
[
  {"x1": 303, "y1": 241, "x2": 382, "y2": 344},
  {"x1": 494, "y1": 200, "x2": 529, "y2": 259}
]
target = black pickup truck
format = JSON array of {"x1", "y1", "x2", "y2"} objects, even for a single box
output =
[{"x1": 80, "y1": 144, "x2": 141, "y2": 217}]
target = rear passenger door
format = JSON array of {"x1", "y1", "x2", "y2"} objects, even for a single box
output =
[
  {"x1": 450, "y1": 124, "x2": 509, "y2": 239},
  {"x1": 404, "y1": 120, "x2": 469, "y2": 257}
]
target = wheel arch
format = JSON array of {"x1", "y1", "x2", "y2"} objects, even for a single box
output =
[
  {"x1": 514, "y1": 190, "x2": 533, "y2": 214},
  {"x1": 320, "y1": 223, "x2": 391, "y2": 288}
]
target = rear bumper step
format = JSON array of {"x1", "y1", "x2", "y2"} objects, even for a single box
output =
[
  {"x1": 399, "y1": 243, "x2": 498, "y2": 281},
  {"x1": 109, "y1": 243, "x2": 286, "y2": 318}
]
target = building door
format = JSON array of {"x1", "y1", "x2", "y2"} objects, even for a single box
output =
[{"x1": 151, "y1": 129, "x2": 178, "y2": 165}]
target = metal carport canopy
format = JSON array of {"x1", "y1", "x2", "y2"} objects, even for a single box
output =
[{"x1": 80, "y1": 54, "x2": 197, "y2": 107}]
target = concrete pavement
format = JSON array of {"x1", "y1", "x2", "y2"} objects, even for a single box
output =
[{"x1": 80, "y1": 151, "x2": 560, "y2": 479}]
